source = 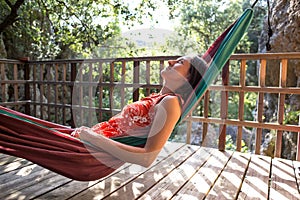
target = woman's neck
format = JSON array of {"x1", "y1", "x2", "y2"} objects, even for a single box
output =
[{"x1": 160, "y1": 86, "x2": 174, "y2": 95}]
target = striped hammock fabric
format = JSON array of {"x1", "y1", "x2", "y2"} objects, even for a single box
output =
[{"x1": 0, "y1": 9, "x2": 253, "y2": 181}]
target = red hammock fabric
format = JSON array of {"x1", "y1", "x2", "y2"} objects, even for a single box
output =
[
  {"x1": 0, "y1": 106, "x2": 124, "y2": 181},
  {"x1": 0, "y1": 22, "x2": 234, "y2": 181}
]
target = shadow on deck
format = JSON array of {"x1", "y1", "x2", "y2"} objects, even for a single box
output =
[{"x1": 1, "y1": 142, "x2": 300, "y2": 200}]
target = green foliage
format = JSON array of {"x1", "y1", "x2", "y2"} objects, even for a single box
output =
[
  {"x1": 226, "y1": 60, "x2": 258, "y2": 121},
  {"x1": 244, "y1": 92, "x2": 257, "y2": 120},
  {"x1": 225, "y1": 135, "x2": 249, "y2": 153},
  {"x1": 165, "y1": 0, "x2": 251, "y2": 55},
  {"x1": 1, "y1": 0, "x2": 159, "y2": 59},
  {"x1": 1, "y1": 0, "x2": 268, "y2": 59},
  {"x1": 284, "y1": 105, "x2": 300, "y2": 125},
  {"x1": 0, "y1": 1, "x2": 10, "y2": 20},
  {"x1": 242, "y1": 0, "x2": 268, "y2": 53}
]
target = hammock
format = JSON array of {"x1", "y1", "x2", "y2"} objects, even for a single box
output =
[{"x1": 0, "y1": 8, "x2": 253, "y2": 181}]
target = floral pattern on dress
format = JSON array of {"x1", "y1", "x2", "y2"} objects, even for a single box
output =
[{"x1": 91, "y1": 93, "x2": 170, "y2": 138}]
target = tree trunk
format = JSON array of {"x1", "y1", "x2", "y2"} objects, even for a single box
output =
[
  {"x1": 0, "y1": 0, "x2": 26, "y2": 34},
  {"x1": 0, "y1": 34, "x2": 7, "y2": 58},
  {"x1": 259, "y1": 0, "x2": 300, "y2": 159}
]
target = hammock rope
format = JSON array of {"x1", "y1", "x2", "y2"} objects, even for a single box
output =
[
  {"x1": 266, "y1": 0, "x2": 273, "y2": 51},
  {"x1": 251, "y1": 0, "x2": 259, "y2": 8}
]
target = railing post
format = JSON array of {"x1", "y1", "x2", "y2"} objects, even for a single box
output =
[
  {"x1": 202, "y1": 91, "x2": 209, "y2": 146},
  {"x1": 24, "y1": 60, "x2": 30, "y2": 115},
  {"x1": 255, "y1": 59, "x2": 266, "y2": 154},
  {"x1": 121, "y1": 61, "x2": 126, "y2": 108},
  {"x1": 297, "y1": 114, "x2": 300, "y2": 161},
  {"x1": 145, "y1": 61, "x2": 151, "y2": 96},
  {"x1": 70, "y1": 62, "x2": 77, "y2": 127},
  {"x1": 0, "y1": 62, "x2": 5, "y2": 103},
  {"x1": 274, "y1": 59, "x2": 287, "y2": 158},
  {"x1": 98, "y1": 62, "x2": 104, "y2": 122},
  {"x1": 219, "y1": 62, "x2": 229, "y2": 151},
  {"x1": 186, "y1": 115, "x2": 192, "y2": 144},
  {"x1": 133, "y1": 61, "x2": 140, "y2": 102},
  {"x1": 237, "y1": 59, "x2": 246, "y2": 151}
]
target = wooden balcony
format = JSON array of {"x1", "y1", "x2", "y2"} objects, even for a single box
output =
[
  {"x1": 1, "y1": 53, "x2": 300, "y2": 199},
  {"x1": 1, "y1": 142, "x2": 300, "y2": 199}
]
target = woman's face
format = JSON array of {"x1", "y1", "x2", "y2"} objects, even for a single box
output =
[{"x1": 161, "y1": 57, "x2": 191, "y2": 89}]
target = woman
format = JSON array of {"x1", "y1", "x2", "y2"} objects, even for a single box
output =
[{"x1": 72, "y1": 55, "x2": 208, "y2": 167}]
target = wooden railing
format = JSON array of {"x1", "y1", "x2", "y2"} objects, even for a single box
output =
[
  {"x1": 1, "y1": 53, "x2": 300, "y2": 159},
  {"x1": 0, "y1": 56, "x2": 177, "y2": 126},
  {"x1": 184, "y1": 52, "x2": 300, "y2": 160}
]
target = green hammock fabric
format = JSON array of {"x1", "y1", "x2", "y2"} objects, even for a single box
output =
[{"x1": 181, "y1": 8, "x2": 254, "y2": 119}]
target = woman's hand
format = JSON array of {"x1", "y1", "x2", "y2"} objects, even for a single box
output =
[{"x1": 71, "y1": 126, "x2": 90, "y2": 138}]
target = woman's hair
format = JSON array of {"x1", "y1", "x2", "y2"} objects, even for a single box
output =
[
  {"x1": 189, "y1": 55, "x2": 208, "y2": 89},
  {"x1": 175, "y1": 55, "x2": 208, "y2": 105}
]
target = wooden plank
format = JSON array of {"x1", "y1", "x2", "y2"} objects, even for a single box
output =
[
  {"x1": 190, "y1": 117, "x2": 300, "y2": 133},
  {"x1": 137, "y1": 147, "x2": 218, "y2": 200},
  {"x1": 0, "y1": 164, "x2": 65, "y2": 199},
  {"x1": 293, "y1": 160, "x2": 300, "y2": 193},
  {"x1": 0, "y1": 154, "x2": 21, "y2": 165},
  {"x1": 0, "y1": 158, "x2": 32, "y2": 175},
  {"x1": 101, "y1": 146, "x2": 199, "y2": 200},
  {"x1": 206, "y1": 85, "x2": 300, "y2": 94},
  {"x1": 66, "y1": 142, "x2": 185, "y2": 200},
  {"x1": 269, "y1": 158, "x2": 300, "y2": 200},
  {"x1": 36, "y1": 163, "x2": 133, "y2": 200},
  {"x1": 103, "y1": 145, "x2": 204, "y2": 200},
  {"x1": 0, "y1": 154, "x2": 9, "y2": 159},
  {"x1": 230, "y1": 52, "x2": 300, "y2": 60},
  {"x1": 171, "y1": 148, "x2": 233, "y2": 200},
  {"x1": 1, "y1": 145, "x2": 300, "y2": 199},
  {"x1": 238, "y1": 155, "x2": 271, "y2": 199},
  {"x1": 206, "y1": 151, "x2": 250, "y2": 199},
  {"x1": 5, "y1": 172, "x2": 70, "y2": 200}
]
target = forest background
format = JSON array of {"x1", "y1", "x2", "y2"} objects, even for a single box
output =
[
  {"x1": 0, "y1": 0, "x2": 267, "y2": 59},
  {"x1": 0, "y1": 0, "x2": 266, "y2": 113}
]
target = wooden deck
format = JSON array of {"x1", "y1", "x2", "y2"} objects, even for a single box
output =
[{"x1": 1, "y1": 142, "x2": 300, "y2": 200}]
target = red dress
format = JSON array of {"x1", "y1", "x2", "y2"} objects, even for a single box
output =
[{"x1": 72, "y1": 93, "x2": 174, "y2": 138}]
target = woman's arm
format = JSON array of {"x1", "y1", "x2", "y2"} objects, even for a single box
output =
[{"x1": 79, "y1": 96, "x2": 181, "y2": 167}]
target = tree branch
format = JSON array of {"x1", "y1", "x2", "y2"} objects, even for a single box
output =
[
  {"x1": 0, "y1": 0, "x2": 26, "y2": 33},
  {"x1": 4, "y1": 0, "x2": 13, "y2": 8}
]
